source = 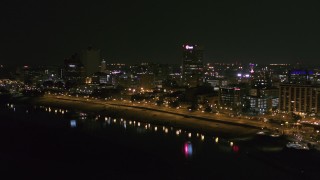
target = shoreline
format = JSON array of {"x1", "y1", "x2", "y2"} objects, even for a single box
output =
[{"x1": 8, "y1": 96, "x2": 261, "y2": 139}]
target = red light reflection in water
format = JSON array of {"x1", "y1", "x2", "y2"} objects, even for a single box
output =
[
  {"x1": 184, "y1": 142, "x2": 193, "y2": 158},
  {"x1": 232, "y1": 145, "x2": 239, "y2": 153}
]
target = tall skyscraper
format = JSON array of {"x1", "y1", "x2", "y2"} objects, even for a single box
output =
[
  {"x1": 182, "y1": 44, "x2": 204, "y2": 87},
  {"x1": 81, "y1": 46, "x2": 101, "y2": 76},
  {"x1": 100, "y1": 59, "x2": 107, "y2": 73},
  {"x1": 63, "y1": 53, "x2": 85, "y2": 84}
]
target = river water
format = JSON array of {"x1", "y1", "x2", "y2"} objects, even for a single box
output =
[{"x1": 0, "y1": 102, "x2": 319, "y2": 179}]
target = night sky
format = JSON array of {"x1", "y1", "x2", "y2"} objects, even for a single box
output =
[{"x1": 1, "y1": 0, "x2": 320, "y2": 66}]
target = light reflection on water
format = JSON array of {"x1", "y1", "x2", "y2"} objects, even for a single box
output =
[
  {"x1": 184, "y1": 141, "x2": 193, "y2": 158},
  {"x1": 5, "y1": 103, "x2": 241, "y2": 159},
  {"x1": 5, "y1": 103, "x2": 320, "y2": 179},
  {"x1": 70, "y1": 120, "x2": 77, "y2": 128}
]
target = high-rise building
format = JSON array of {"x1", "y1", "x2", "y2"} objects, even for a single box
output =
[
  {"x1": 218, "y1": 87, "x2": 241, "y2": 107},
  {"x1": 82, "y1": 46, "x2": 101, "y2": 76},
  {"x1": 139, "y1": 73, "x2": 155, "y2": 89},
  {"x1": 279, "y1": 84, "x2": 320, "y2": 114},
  {"x1": 100, "y1": 59, "x2": 107, "y2": 73},
  {"x1": 63, "y1": 53, "x2": 85, "y2": 84},
  {"x1": 182, "y1": 44, "x2": 204, "y2": 87},
  {"x1": 288, "y1": 69, "x2": 314, "y2": 85}
]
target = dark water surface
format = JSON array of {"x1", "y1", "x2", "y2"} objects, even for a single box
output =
[{"x1": 0, "y1": 103, "x2": 319, "y2": 179}]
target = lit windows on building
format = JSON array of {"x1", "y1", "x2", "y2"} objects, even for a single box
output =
[
  {"x1": 182, "y1": 44, "x2": 204, "y2": 87},
  {"x1": 279, "y1": 84, "x2": 320, "y2": 114}
]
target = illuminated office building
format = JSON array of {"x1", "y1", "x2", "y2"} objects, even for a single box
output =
[
  {"x1": 182, "y1": 44, "x2": 204, "y2": 87},
  {"x1": 279, "y1": 84, "x2": 320, "y2": 114}
]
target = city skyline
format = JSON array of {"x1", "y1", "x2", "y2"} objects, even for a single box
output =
[
  {"x1": 2, "y1": 1, "x2": 320, "y2": 66},
  {"x1": 3, "y1": 1, "x2": 320, "y2": 178}
]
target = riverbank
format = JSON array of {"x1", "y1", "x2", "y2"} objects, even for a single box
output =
[
  {"x1": 3, "y1": 97, "x2": 312, "y2": 180},
  {"x1": 8, "y1": 96, "x2": 261, "y2": 138}
]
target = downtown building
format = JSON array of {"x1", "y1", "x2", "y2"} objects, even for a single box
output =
[
  {"x1": 279, "y1": 84, "x2": 320, "y2": 115},
  {"x1": 81, "y1": 46, "x2": 101, "y2": 76},
  {"x1": 218, "y1": 87, "x2": 241, "y2": 107},
  {"x1": 279, "y1": 69, "x2": 320, "y2": 115},
  {"x1": 182, "y1": 44, "x2": 204, "y2": 87},
  {"x1": 63, "y1": 53, "x2": 85, "y2": 85},
  {"x1": 288, "y1": 69, "x2": 314, "y2": 84}
]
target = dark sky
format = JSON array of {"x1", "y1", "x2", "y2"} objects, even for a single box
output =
[{"x1": 1, "y1": 0, "x2": 320, "y2": 66}]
